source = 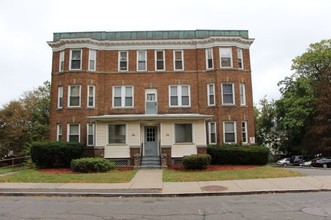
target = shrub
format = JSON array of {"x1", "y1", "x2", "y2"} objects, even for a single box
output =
[
  {"x1": 71, "y1": 157, "x2": 115, "y2": 173},
  {"x1": 207, "y1": 145, "x2": 269, "y2": 165},
  {"x1": 182, "y1": 154, "x2": 211, "y2": 170},
  {"x1": 30, "y1": 141, "x2": 84, "y2": 168}
]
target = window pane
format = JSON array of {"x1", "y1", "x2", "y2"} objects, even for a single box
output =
[
  {"x1": 69, "y1": 135, "x2": 79, "y2": 143},
  {"x1": 157, "y1": 61, "x2": 164, "y2": 70},
  {"x1": 72, "y1": 50, "x2": 81, "y2": 60},
  {"x1": 175, "y1": 124, "x2": 192, "y2": 143},
  {"x1": 71, "y1": 86, "x2": 79, "y2": 96},
  {"x1": 114, "y1": 97, "x2": 121, "y2": 106},
  {"x1": 225, "y1": 133, "x2": 235, "y2": 142},
  {"x1": 125, "y1": 97, "x2": 132, "y2": 106},
  {"x1": 114, "y1": 87, "x2": 121, "y2": 96},
  {"x1": 138, "y1": 61, "x2": 146, "y2": 70},
  {"x1": 182, "y1": 86, "x2": 188, "y2": 96},
  {"x1": 70, "y1": 97, "x2": 79, "y2": 106},
  {"x1": 171, "y1": 96, "x2": 178, "y2": 105},
  {"x1": 170, "y1": 86, "x2": 177, "y2": 96},
  {"x1": 182, "y1": 96, "x2": 189, "y2": 105},
  {"x1": 125, "y1": 87, "x2": 132, "y2": 97},
  {"x1": 138, "y1": 51, "x2": 145, "y2": 60},
  {"x1": 70, "y1": 125, "x2": 79, "y2": 134},
  {"x1": 223, "y1": 94, "x2": 233, "y2": 104},
  {"x1": 157, "y1": 51, "x2": 163, "y2": 59},
  {"x1": 120, "y1": 52, "x2": 127, "y2": 60},
  {"x1": 223, "y1": 84, "x2": 232, "y2": 94},
  {"x1": 71, "y1": 60, "x2": 81, "y2": 69},
  {"x1": 175, "y1": 61, "x2": 182, "y2": 70},
  {"x1": 175, "y1": 51, "x2": 182, "y2": 59},
  {"x1": 224, "y1": 122, "x2": 234, "y2": 132},
  {"x1": 109, "y1": 124, "x2": 126, "y2": 144}
]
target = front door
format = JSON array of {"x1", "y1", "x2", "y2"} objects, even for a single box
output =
[
  {"x1": 145, "y1": 89, "x2": 157, "y2": 114},
  {"x1": 144, "y1": 126, "x2": 158, "y2": 156}
]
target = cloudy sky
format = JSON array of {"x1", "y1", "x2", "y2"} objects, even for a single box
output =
[{"x1": 0, "y1": 0, "x2": 330, "y2": 107}]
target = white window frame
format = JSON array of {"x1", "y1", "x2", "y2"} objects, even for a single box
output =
[
  {"x1": 205, "y1": 48, "x2": 214, "y2": 69},
  {"x1": 137, "y1": 50, "x2": 147, "y2": 71},
  {"x1": 219, "y1": 48, "x2": 233, "y2": 68},
  {"x1": 207, "y1": 84, "x2": 215, "y2": 106},
  {"x1": 69, "y1": 49, "x2": 82, "y2": 70},
  {"x1": 208, "y1": 122, "x2": 217, "y2": 145},
  {"x1": 112, "y1": 86, "x2": 134, "y2": 108},
  {"x1": 59, "y1": 51, "x2": 64, "y2": 72},
  {"x1": 242, "y1": 121, "x2": 248, "y2": 144},
  {"x1": 56, "y1": 124, "x2": 62, "y2": 141},
  {"x1": 237, "y1": 48, "x2": 244, "y2": 69},
  {"x1": 173, "y1": 50, "x2": 184, "y2": 71},
  {"x1": 68, "y1": 85, "x2": 81, "y2": 108},
  {"x1": 155, "y1": 50, "x2": 165, "y2": 71},
  {"x1": 221, "y1": 83, "x2": 235, "y2": 105},
  {"x1": 223, "y1": 121, "x2": 237, "y2": 144},
  {"x1": 169, "y1": 85, "x2": 191, "y2": 107},
  {"x1": 87, "y1": 85, "x2": 96, "y2": 108},
  {"x1": 67, "y1": 124, "x2": 80, "y2": 143},
  {"x1": 108, "y1": 124, "x2": 127, "y2": 144},
  {"x1": 57, "y1": 86, "x2": 63, "y2": 109},
  {"x1": 118, "y1": 51, "x2": 128, "y2": 71},
  {"x1": 87, "y1": 123, "x2": 95, "y2": 146},
  {"x1": 174, "y1": 123, "x2": 193, "y2": 144},
  {"x1": 240, "y1": 83, "x2": 246, "y2": 106},
  {"x1": 88, "y1": 49, "x2": 96, "y2": 71}
]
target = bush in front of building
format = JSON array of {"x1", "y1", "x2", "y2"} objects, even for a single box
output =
[
  {"x1": 30, "y1": 141, "x2": 84, "y2": 168},
  {"x1": 207, "y1": 145, "x2": 269, "y2": 165},
  {"x1": 182, "y1": 154, "x2": 211, "y2": 170},
  {"x1": 70, "y1": 157, "x2": 115, "y2": 173}
]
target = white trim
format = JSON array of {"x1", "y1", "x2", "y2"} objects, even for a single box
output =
[
  {"x1": 240, "y1": 83, "x2": 246, "y2": 106},
  {"x1": 87, "y1": 85, "x2": 96, "y2": 108},
  {"x1": 107, "y1": 123, "x2": 127, "y2": 144},
  {"x1": 205, "y1": 48, "x2": 214, "y2": 70},
  {"x1": 59, "y1": 51, "x2": 64, "y2": 72},
  {"x1": 118, "y1": 51, "x2": 128, "y2": 71},
  {"x1": 57, "y1": 86, "x2": 63, "y2": 109},
  {"x1": 169, "y1": 85, "x2": 191, "y2": 107},
  {"x1": 48, "y1": 36, "x2": 254, "y2": 51},
  {"x1": 219, "y1": 47, "x2": 233, "y2": 68},
  {"x1": 87, "y1": 123, "x2": 95, "y2": 146},
  {"x1": 67, "y1": 123, "x2": 80, "y2": 143},
  {"x1": 221, "y1": 83, "x2": 235, "y2": 106},
  {"x1": 237, "y1": 48, "x2": 244, "y2": 69},
  {"x1": 155, "y1": 50, "x2": 165, "y2": 71},
  {"x1": 68, "y1": 85, "x2": 81, "y2": 108},
  {"x1": 56, "y1": 124, "x2": 62, "y2": 141},
  {"x1": 88, "y1": 49, "x2": 96, "y2": 71},
  {"x1": 223, "y1": 121, "x2": 237, "y2": 144},
  {"x1": 173, "y1": 50, "x2": 184, "y2": 71},
  {"x1": 137, "y1": 50, "x2": 147, "y2": 71},
  {"x1": 69, "y1": 49, "x2": 82, "y2": 70},
  {"x1": 112, "y1": 86, "x2": 134, "y2": 108},
  {"x1": 207, "y1": 84, "x2": 215, "y2": 106},
  {"x1": 208, "y1": 122, "x2": 217, "y2": 145},
  {"x1": 241, "y1": 121, "x2": 248, "y2": 144},
  {"x1": 88, "y1": 113, "x2": 213, "y2": 121}
]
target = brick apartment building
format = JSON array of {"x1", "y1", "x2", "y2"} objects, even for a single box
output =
[{"x1": 47, "y1": 30, "x2": 255, "y2": 167}]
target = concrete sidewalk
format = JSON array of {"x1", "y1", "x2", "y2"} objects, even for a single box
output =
[{"x1": 0, "y1": 169, "x2": 331, "y2": 197}]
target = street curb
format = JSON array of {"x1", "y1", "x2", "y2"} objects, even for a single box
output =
[{"x1": 0, "y1": 189, "x2": 330, "y2": 198}]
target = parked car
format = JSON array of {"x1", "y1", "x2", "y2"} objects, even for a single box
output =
[
  {"x1": 290, "y1": 155, "x2": 315, "y2": 166},
  {"x1": 299, "y1": 160, "x2": 312, "y2": 166},
  {"x1": 311, "y1": 157, "x2": 331, "y2": 168},
  {"x1": 277, "y1": 158, "x2": 291, "y2": 166}
]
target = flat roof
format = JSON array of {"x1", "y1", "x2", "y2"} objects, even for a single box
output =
[{"x1": 53, "y1": 30, "x2": 249, "y2": 41}]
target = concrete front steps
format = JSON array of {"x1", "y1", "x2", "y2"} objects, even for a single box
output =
[{"x1": 140, "y1": 156, "x2": 161, "y2": 169}]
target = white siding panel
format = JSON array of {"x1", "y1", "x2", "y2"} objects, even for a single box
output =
[
  {"x1": 104, "y1": 145, "x2": 130, "y2": 158},
  {"x1": 127, "y1": 122, "x2": 140, "y2": 146},
  {"x1": 194, "y1": 121, "x2": 207, "y2": 145},
  {"x1": 161, "y1": 122, "x2": 173, "y2": 145},
  {"x1": 172, "y1": 144, "x2": 197, "y2": 157},
  {"x1": 96, "y1": 122, "x2": 107, "y2": 146}
]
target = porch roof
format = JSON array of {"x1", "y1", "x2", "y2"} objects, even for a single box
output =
[{"x1": 88, "y1": 114, "x2": 213, "y2": 122}]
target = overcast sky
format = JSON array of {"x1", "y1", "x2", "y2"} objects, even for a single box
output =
[{"x1": 0, "y1": 0, "x2": 330, "y2": 107}]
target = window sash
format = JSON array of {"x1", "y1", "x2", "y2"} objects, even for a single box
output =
[
  {"x1": 240, "y1": 83, "x2": 246, "y2": 105},
  {"x1": 155, "y1": 51, "x2": 165, "y2": 71},
  {"x1": 137, "y1": 51, "x2": 147, "y2": 71},
  {"x1": 207, "y1": 84, "x2": 215, "y2": 106},
  {"x1": 108, "y1": 124, "x2": 126, "y2": 144},
  {"x1": 220, "y1": 48, "x2": 233, "y2": 68},
  {"x1": 57, "y1": 124, "x2": 62, "y2": 141},
  {"x1": 208, "y1": 122, "x2": 216, "y2": 144},
  {"x1": 206, "y1": 48, "x2": 213, "y2": 69},
  {"x1": 89, "y1": 50, "x2": 96, "y2": 71},
  {"x1": 68, "y1": 124, "x2": 80, "y2": 143},
  {"x1": 68, "y1": 85, "x2": 81, "y2": 107},
  {"x1": 222, "y1": 84, "x2": 234, "y2": 105},
  {"x1": 87, "y1": 124, "x2": 95, "y2": 146},
  {"x1": 237, "y1": 48, "x2": 243, "y2": 69},
  {"x1": 174, "y1": 50, "x2": 183, "y2": 70},
  {"x1": 242, "y1": 121, "x2": 248, "y2": 143},
  {"x1": 113, "y1": 86, "x2": 133, "y2": 107},
  {"x1": 119, "y1": 51, "x2": 128, "y2": 71},
  {"x1": 70, "y1": 50, "x2": 81, "y2": 70},
  {"x1": 169, "y1": 85, "x2": 190, "y2": 107},
  {"x1": 175, "y1": 124, "x2": 192, "y2": 143},
  {"x1": 224, "y1": 122, "x2": 236, "y2": 143},
  {"x1": 57, "y1": 86, "x2": 63, "y2": 109},
  {"x1": 59, "y1": 51, "x2": 64, "y2": 72},
  {"x1": 87, "y1": 85, "x2": 95, "y2": 107}
]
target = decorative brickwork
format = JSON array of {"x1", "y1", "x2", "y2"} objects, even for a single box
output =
[
  {"x1": 161, "y1": 147, "x2": 172, "y2": 166},
  {"x1": 130, "y1": 147, "x2": 141, "y2": 166},
  {"x1": 197, "y1": 147, "x2": 207, "y2": 154}
]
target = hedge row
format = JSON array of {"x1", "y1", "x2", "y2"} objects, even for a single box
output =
[
  {"x1": 71, "y1": 157, "x2": 115, "y2": 173},
  {"x1": 207, "y1": 145, "x2": 269, "y2": 165},
  {"x1": 30, "y1": 141, "x2": 84, "y2": 168},
  {"x1": 182, "y1": 154, "x2": 211, "y2": 170}
]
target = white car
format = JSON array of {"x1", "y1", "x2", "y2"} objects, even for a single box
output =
[
  {"x1": 277, "y1": 158, "x2": 291, "y2": 166},
  {"x1": 300, "y1": 160, "x2": 312, "y2": 166}
]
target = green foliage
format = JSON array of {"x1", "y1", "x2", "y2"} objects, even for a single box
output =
[
  {"x1": 30, "y1": 141, "x2": 84, "y2": 168},
  {"x1": 207, "y1": 145, "x2": 269, "y2": 165},
  {"x1": 71, "y1": 157, "x2": 115, "y2": 173},
  {"x1": 182, "y1": 154, "x2": 211, "y2": 170}
]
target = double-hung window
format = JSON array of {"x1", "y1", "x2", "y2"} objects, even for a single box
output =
[
  {"x1": 169, "y1": 85, "x2": 190, "y2": 107},
  {"x1": 68, "y1": 85, "x2": 81, "y2": 107},
  {"x1": 87, "y1": 124, "x2": 95, "y2": 146},
  {"x1": 206, "y1": 48, "x2": 213, "y2": 69},
  {"x1": 119, "y1": 51, "x2": 128, "y2": 71},
  {"x1": 70, "y1": 49, "x2": 82, "y2": 70},
  {"x1": 240, "y1": 83, "x2": 246, "y2": 106},
  {"x1": 57, "y1": 86, "x2": 63, "y2": 109},
  {"x1": 207, "y1": 84, "x2": 215, "y2": 106},
  {"x1": 56, "y1": 124, "x2": 62, "y2": 141},
  {"x1": 175, "y1": 124, "x2": 192, "y2": 143},
  {"x1": 68, "y1": 124, "x2": 80, "y2": 143},
  {"x1": 137, "y1": 51, "x2": 147, "y2": 71},
  {"x1": 155, "y1": 50, "x2": 165, "y2": 71},
  {"x1": 89, "y1": 49, "x2": 96, "y2": 71},
  {"x1": 222, "y1": 83, "x2": 235, "y2": 105},
  {"x1": 108, "y1": 124, "x2": 126, "y2": 144},
  {"x1": 173, "y1": 50, "x2": 184, "y2": 71},
  {"x1": 242, "y1": 121, "x2": 248, "y2": 144},
  {"x1": 208, "y1": 122, "x2": 217, "y2": 144},
  {"x1": 113, "y1": 86, "x2": 133, "y2": 108},
  {"x1": 59, "y1": 51, "x2": 64, "y2": 72},
  {"x1": 224, "y1": 122, "x2": 236, "y2": 143},
  {"x1": 237, "y1": 48, "x2": 243, "y2": 69},
  {"x1": 220, "y1": 48, "x2": 233, "y2": 68},
  {"x1": 87, "y1": 85, "x2": 96, "y2": 108}
]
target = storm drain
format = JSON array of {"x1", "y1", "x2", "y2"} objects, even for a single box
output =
[{"x1": 201, "y1": 185, "x2": 228, "y2": 192}]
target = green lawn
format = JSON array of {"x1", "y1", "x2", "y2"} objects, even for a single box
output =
[
  {"x1": 0, "y1": 169, "x2": 137, "y2": 183},
  {"x1": 0, "y1": 166, "x2": 26, "y2": 175},
  {"x1": 163, "y1": 166, "x2": 303, "y2": 182}
]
